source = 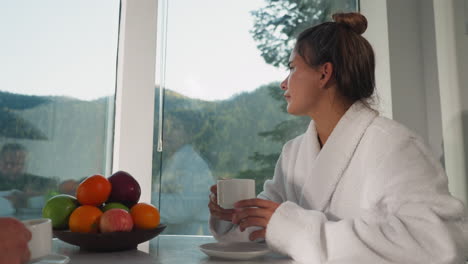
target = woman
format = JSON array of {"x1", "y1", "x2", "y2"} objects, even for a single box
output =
[{"x1": 208, "y1": 12, "x2": 468, "y2": 263}]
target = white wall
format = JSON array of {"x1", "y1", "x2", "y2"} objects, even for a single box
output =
[
  {"x1": 421, "y1": 1, "x2": 444, "y2": 162},
  {"x1": 362, "y1": 0, "x2": 467, "y2": 202},
  {"x1": 456, "y1": 0, "x2": 468, "y2": 187},
  {"x1": 386, "y1": 0, "x2": 444, "y2": 159},
  {"x1": 361, "y1": 0, "x2": 393, "y2": 118},
  {"x1": 387, "y1": 0, "x2": 426, "y2": 146},
  {"x1": 433, "y1": 0, "x2": 468, "y2": 202}
]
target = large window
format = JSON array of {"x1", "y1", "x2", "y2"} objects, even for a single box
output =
[
  {"x1": 5, "y1": 0, "x2": 466, "y2": 243},
  {"x1": 153, "y1": 0, "x2": 358, "y2": 235},
  {"x1": 0, "y1": 1, "x2": 120, "y2": 218}
]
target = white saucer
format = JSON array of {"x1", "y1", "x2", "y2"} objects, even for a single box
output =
[
  {"x1": 29, "y1": 253, "x2": 70, "y2": 264},
  {"x1": 199, "y1": 242, "x2": 270, "y2": 260}
]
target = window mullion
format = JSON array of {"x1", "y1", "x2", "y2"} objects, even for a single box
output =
[{"x1": 113, "y1": 0, "x2": 159, "y2": 204}]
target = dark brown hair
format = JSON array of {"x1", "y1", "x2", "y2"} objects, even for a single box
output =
[{"x1": 294, "y1": 12, "x2": 375, "y2": 102}]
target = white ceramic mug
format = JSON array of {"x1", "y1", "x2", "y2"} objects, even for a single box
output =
[
  {"x1": 217, "y1": 179, "x2": 256, "y2": 209},
  {"x1": 22, "y1": 218, "x2": 52, "y2": 261}
]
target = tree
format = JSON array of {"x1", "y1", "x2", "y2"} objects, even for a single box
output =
[
  {"x1": 250, "y1": 0, "x2": 357, "y2": 68},
  {"x1": 250, "y1": 0, "x2": 331, "y2": 68}
]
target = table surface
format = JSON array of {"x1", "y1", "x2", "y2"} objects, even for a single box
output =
[{"x1": 52, "y1": 235, "x2": 298, "y2": 264}]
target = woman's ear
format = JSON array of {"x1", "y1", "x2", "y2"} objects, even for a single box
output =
[{"x1": 319, "y1": 62, "x2": 334, "y2": 88}]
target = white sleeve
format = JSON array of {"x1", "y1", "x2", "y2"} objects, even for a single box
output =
[
  {"x1": 210, "y1": 150, "x2": 290, "y2": 242},
  {"x1": 266, "y1": 138, "x2": 468, "y2": 263}
]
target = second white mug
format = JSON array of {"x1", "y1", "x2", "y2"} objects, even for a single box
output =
[
  {"x1": 22, "y1": 218, "x2": 52, "y2": 261},
  {"x1": 217, "y1": 179, "x2": 256, "y2": 209}
]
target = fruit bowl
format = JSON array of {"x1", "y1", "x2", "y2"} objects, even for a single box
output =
[{"x1": 53, "y1": 224, "x2": 166, "y2": 251}]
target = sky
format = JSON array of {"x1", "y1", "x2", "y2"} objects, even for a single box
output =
[
  {"x1": 159, "y1": 0, "x2": 286, "y2": 101},
  {"x1": 0, "y1": 0, "x2": 120, "y2": 101},
  {"x1": 0, "y1": 0, "x2": 286, "y2": 101}
]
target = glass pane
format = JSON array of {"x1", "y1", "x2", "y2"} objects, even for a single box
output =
[
  {"x1": 153, "y1": 0, "x2": 358, "y2": 235},
  {"x1": 0, "y1": 1, "x2": 120, "y2": 219}
]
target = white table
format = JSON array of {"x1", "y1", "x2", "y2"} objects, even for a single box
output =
[{"x1": 53, "y1": 235, "x2": 298, "y2": 264}]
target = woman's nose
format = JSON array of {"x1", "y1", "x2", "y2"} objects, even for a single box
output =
[{"x1": 280, "y1": 78, "x2": 287, "y2": 91}]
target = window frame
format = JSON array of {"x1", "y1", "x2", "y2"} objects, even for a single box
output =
[{"x1": 113, "y1": 0, "x2": 159, "y2": 204}]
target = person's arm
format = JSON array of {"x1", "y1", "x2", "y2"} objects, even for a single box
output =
[
  {"x1": 0, "y1": 217, "x2": 31, "y2": 264},
  {"x1": 265, "y1": 138, "x2": 468, "y2": 263}
]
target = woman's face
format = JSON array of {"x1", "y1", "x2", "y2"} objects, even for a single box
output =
[{"x1": 280, "y1": 52, "x2": 326, "y2": 116}]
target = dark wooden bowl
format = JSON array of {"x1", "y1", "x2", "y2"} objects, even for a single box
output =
[{"x1": 53, "y1": 224, "x2": 166, "y2": 252}]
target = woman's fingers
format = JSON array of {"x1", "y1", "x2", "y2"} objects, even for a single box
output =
[
  {"x1": 232, "y1": 207, "x2": 271, "y2": 224},
  {"x1": 232, "y1": 198, "x2": 280, "y2": 224},
  {"x1": 230, "y1": 198, "x2": 280, "y2": 234},
  {"x1": 238, "y1": 216, "x2": 268, "y2": 231},
  {"x1": 249, "y1": 229, "x2": 266, "y2": 241},
  {"x1": 209, "y1": 184, "x2": 218, "y2": 204},
  {"x1": 208, "y1": 186, "x2": 280, "y2": 231},
  {"x1": 213, "y1": 211, "x2": 235, "y2": 222},
  {"x1": 210, "y1": 202, "x2": 235, "y2": 214},
  {"x1": 234, "y1": 198, "x2": 278, "y2": 209},
  {"x1": 208, "y1": 198, "x2": 235, "y2": 221},
  {"x1": 210, "y1": 184, "x2": 217, "y2": 194}
]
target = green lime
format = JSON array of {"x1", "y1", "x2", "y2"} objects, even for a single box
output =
[
  {"x1": 102, "y1": 202, "x2": 129, "y2": 212},
  {"x1": 42, "y1": 194, "x2": 79, "y2": 229}
]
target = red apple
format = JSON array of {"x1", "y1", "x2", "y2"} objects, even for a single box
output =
[
  {"x1": 99, "y1": 209, "x2": 134, "y2": 233},
  {"x1": 108, "y1": 171, "x2": 141, "y2": 207}
]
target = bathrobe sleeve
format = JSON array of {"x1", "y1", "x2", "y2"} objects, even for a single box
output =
[{"x1": 266, "y1": 136, "x2": 468, "y2": 264}]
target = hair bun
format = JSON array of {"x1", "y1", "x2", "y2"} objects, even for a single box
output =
[{"x1": 332, "y1": 12, "x2": 367, "y2": 35}]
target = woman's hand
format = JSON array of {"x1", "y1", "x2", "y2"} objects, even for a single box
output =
[
  {"x1": 0, "y1": 217, "x2": 31, "y2": 264},
  {"x1": 208, "y1": 184, "x2": 235, "y2": 221},
  {"x1": 231, "y1": 198, "x2": 280, "y2": 241}
]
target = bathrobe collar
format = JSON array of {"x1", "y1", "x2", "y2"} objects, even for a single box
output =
[{"x1": 298, "y1": 101, "x2": 378, "y2": 211}]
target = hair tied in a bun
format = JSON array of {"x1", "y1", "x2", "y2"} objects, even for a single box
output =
[{"x1": 332, "y1": 12, "x2": 367, "y2": 35}]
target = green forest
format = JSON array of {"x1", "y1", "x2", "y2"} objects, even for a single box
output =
[
  {"x1": 154, "y1": 83, "x2": 309, "y2": 192},
  {"x1": 0, "y1": 83, "x2": 309, "y2": 193}
]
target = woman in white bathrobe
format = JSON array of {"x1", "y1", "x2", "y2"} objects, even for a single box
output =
[{"x1": 208, "y1": 12, "x2": 468, "y2": 263}]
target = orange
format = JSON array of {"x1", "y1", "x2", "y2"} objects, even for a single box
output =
[
  {"x1": 76, "y1": 174, "x2": 111, "y2": 206},
  {"x1": 69, "y1": 205, "x2": 103, "y2": 233},
  {"x1": 130, "y1": 203, "x2": 160, "y2": 230}
]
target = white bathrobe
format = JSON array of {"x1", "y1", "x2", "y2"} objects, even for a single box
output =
[{"x1": 210, "y1": 102, "x2": 468, "y2": 263}]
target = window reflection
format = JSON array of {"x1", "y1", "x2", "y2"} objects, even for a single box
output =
[{"x1": 0, "y1": 1, "x2": 120, "y2": 219}]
